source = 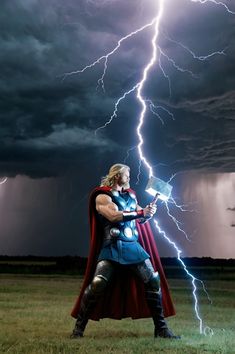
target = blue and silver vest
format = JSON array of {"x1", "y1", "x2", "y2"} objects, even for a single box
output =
[{"x1": 98, "y1": 189, "x2": 150, "y2": 264}]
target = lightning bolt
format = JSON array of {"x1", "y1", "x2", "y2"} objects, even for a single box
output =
[
  {"x1": 169, "y1": 196, "x2": 198, "y2": 213},
  {"x1": 162, "y1": 30, "x2": 227, "y2": 62},
  {"x1": 134, "y1": 0, "x2": 211, "y2": 334},
  {"x1": 0, "y1": 177, "x2": 7, "y2": 185},
  {"x1": 154, "y1": 218, "x2": 213, "y2": 335},
  {"x1": 146, "y1": 99, "x2": 175, "y2": 125},
  {"x1": 158, "y1": 46, "x2": 199, "y2": 79},
  {"x1": 136, "y1": 0, "x2": 163, "y2": 179},
  {"x1": 62, "y1": 19, "x2": 156, "y2": 90},
  {"x1": 123, "y1": 145, "x2": 137, "y2": 164},
  {"x1": 158, "y1": 52, "x2": 172, "y2": 99},
  {"x1": 164, "y1": 201, "x2": 192, "y2": 242},
  {"x1": 95, "y1": 84, "x2": 140, "y2": 134},
  {"x1": 134, "y1": 0, "x2": 219, "y2": 334},
  {"x1": 64, "y1": 0, "x2": 234, "y2": 335},
  {"x1": 192, "y1": 0, "x2": 235, "y2": 15}
]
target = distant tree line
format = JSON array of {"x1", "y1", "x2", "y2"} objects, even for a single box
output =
[
  {"x1": 0, "y1": 256, "x2": 234, "y2": 279},
  {"x1": 0, "y1": 255, "x2": 87, "y2": 275}
]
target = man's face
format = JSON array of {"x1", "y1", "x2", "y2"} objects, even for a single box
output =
[{"x1": 117, "y1": 168, "x2": 130, "y2": 189}]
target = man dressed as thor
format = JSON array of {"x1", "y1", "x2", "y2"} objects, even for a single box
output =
[{"x1": 71, "y1": 163, "x2": 180, "y2": 339}]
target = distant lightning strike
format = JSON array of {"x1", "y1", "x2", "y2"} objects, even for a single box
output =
[
  {"x1": 0, "y1": 177, "x2": 7, "y2": 185},
  {"x1": 64, "y1": 0, "x2": 234, "y2": 335}
]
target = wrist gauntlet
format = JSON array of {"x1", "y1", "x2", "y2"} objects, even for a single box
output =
[{"x1": 122, "y1": 209, "x2": 144, "y2": 222}]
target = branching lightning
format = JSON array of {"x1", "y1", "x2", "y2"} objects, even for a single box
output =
[
  {"x1": 62, "y1": 19, "x2": 156, "y2": 90},
  {"x1": 158, "y1": 52, "x2": 172, "y2": 98},
  {"x1": 0, "y1": 177, "x2": 7, "y2": 185},
  {"x1": 169, "y1": 196, "x2": 198, "y2": 213},
  {"x1": 192, "y1": 0, "x2": 235, "y2": 15},
  {"x1": 147, "y1": 99, "x2": 175, "y2": 124},
  {"x1": 123, "y1": 145, "x2": 137, "y2": 164},
  {"x1": 154, "y1": 218, "x2": 213, "y2": 336},
  {"x1": 64, "y1": 0, "x2": 234, "y2": 335},
  {"x1": 158, "y1": 46, "x2": 199, "y2": 79},
  {"x1": 162, "y1": 30, "x2": 227, "y2": 62},
  {"x1": 135, "y1": 0, "x2": 228, "y2": 334},
  {"x1": 95, "y1": 83, "x2": 140, "y2": 134},
  {"x1": 133, "y1": 0, "x2": 212, "y2": 333},
  {"x1": 164, "y1": 201, "x2": 192, "y2": 241}
]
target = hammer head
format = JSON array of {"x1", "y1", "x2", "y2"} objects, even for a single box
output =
[{"x1": 145, "y1": 176, "x2": 172, "y2": 202}]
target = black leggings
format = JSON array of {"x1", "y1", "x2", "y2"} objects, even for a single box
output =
[{"x1": 90, "y1": 258, "x2": 160, "y2": 295}]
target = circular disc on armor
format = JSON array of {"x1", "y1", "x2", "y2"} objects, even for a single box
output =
[
  {"x1": 110, "y1": 228, "x2": 120, "y2": 237},
  {"x1": 124, "y1": 227, "x2": 133, "y2": 238}
]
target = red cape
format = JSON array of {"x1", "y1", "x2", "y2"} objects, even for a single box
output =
[{"x1": 71, "y1": 186, "x2": 176, "y2": 320}]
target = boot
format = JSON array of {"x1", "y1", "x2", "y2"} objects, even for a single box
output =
[
  {"x1": 70, "y1": 285, "x2": 96, "y2": 339},
  {"x1": 154, "y1": 327, "x2": 181, "y2": 339},
  {"x1": 146, "y1": 289, "x2": 180, "y2": 339},
  {"x1": 71, "y1": 262, "x2": 112, "y2": 339},
  {"x1": 70, "y1": 314, "x2": 88, "y2": 338}
]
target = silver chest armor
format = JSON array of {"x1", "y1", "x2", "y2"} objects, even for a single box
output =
[{"x1": 103, "y1": 189, "x2": 139, "y2": 243}]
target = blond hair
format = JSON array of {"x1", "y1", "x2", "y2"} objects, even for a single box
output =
[{"x1": 100, "y1": 163, "x2": 130, "y2": 187}]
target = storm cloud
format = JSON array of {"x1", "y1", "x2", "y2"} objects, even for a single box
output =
[
  {"x1": 0, "y1": 0, "x2": 234, "y2": 178},
  {"x1": 1, "y1": 0, "x2": 235, "y2": 258}
]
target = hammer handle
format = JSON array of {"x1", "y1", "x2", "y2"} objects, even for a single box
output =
[{"x1": 151, "y1": 192, "x2": 160, "y2": 205}]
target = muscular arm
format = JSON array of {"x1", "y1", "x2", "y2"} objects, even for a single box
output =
[
  {"x1": 95, "y1": 194, "x2": 124, "y2": 223},
  {"x1": 96, "y1": 194, "x2": 156, "y2": 223}
]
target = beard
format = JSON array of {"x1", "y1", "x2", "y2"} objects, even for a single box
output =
[
  {"x1": 123, "y1": 181, "x2": 130, "y2": 189},
  {"x1": 117, "y1": 176, "x2": 130, "y2": 189}
]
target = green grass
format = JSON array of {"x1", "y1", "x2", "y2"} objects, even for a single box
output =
[{"x1": 0, "y1": 274, "x2": 234, "y2": 354}]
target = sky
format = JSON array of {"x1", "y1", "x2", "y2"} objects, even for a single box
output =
[{"x1": 0, "y1": 0, "x2": 234, "y2": 258}]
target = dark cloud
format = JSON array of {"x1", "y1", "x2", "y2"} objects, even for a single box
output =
[
  {"x1": 0, "y1": 0, "x2": 235, "y2": 178},
  {"x1": 2, "y1": 1, "x2": 235, "y2": 259}
]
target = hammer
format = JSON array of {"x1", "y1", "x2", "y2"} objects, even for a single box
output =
[{"x1": 145, "y1": 176, "x2": 173, "y2": 205}]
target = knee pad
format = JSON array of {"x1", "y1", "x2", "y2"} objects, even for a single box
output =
[
  {"x1": 147, "y1": 272, "x2": 160, "y2": 292},
  {"x1": 90, "y1": 275, "x2": 108, "y2": 295}
]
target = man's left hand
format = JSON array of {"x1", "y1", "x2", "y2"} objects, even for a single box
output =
[{"x1": 144, "y1": 203, "x2": 157, "y2": 219}]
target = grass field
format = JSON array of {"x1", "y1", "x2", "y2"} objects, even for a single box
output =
[{"x1": 0, "y1": 273, "x2": 234, "y2": 354}]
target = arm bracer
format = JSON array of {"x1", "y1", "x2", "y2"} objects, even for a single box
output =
[{"x1": 122, "y1": 209, "x2": 144, "y2": 221}]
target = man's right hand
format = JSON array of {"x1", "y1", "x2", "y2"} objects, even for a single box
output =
[{"x1": 143, "y1": 204, "x2": 157, "y2": 219}]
